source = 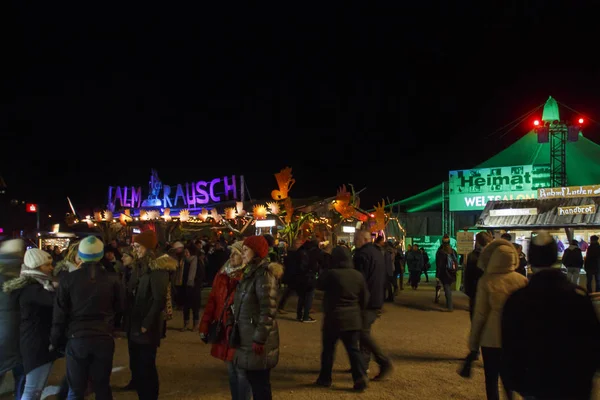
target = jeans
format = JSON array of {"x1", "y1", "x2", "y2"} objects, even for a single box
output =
[
  {"x1": 318, "y1": 330, "x2": 366, "y2": 384},
  {"x1": 481, "y1": 347, "x2": 512, "y2": 400},
  {"x1": 586, "y1": 271, "x2": 600, "y2": 292},
  {"x1": 21, "y1": 361, "x2": 54, "y2": 400},
  {"x1": 443, "y1": 283, "x2": 453, "y2": 311},
  {"x1": 296, "y1": 288, "x2": 315, "y2": 321},
  {"x1": 360, "y1": 309, "x2": 391, "y2": 369},
  {"x1": 244, "y1": 369, "x2": 272, "y2": 400},
  {"x1": 66, "y1": 337, "x2": 114, "y2": 400},
  {"x1": 226, "y1": 361, "x2": 251, "y2": 400},
  {"x1": 566, "y1": 268, "x2": 581, "y2": 285},
  {"x1": 129, "y1": 341, "x2": 159, "y2": 400}
]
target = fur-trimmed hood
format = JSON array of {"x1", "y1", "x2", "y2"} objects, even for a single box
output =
[
  {"x1": 477, "y1": 238, "x2": 518, "y2": 274},
  {"x1": 149, "y1": 254, "x2": 178, "y2": 272},
  {"x1": 3, "y1": 276, "x2": 38, "y2": 294},
  {"x1": 267, "y1": 262, "x2": 284, "y2": 279}
]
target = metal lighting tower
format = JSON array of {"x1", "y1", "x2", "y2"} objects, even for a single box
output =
[{"x1": 534, "y1": 96, "x2": 582, "y2": 187}]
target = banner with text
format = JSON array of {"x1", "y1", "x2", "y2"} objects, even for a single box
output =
[{"x1": 449, "y1": 164, "x2": 551, "y2": 211}]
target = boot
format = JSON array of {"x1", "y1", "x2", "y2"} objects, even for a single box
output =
[
  {"x1": 181, "y1": 321, "x2": 188, "y2": 332},
  {"x1": 191, "y1": 320, "x2": 199, "y2": 332}
]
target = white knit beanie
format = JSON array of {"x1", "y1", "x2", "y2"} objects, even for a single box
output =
[{"x1": 23, "y1": 248, "x2": 53, "y2": 270}]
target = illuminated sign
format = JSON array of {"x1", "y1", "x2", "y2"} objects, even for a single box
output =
[
  {"x1": 557, "y1": 204, "x2": 596, "y2": 216},
  {"x1": 108, "y1": 174, "x2": 244, "y2": 210},
  {"x1": 538, "y1": 185, "x2": 600, "y2": 200},
  {"x1": 255, "y1": 220, "x2": 276, "y2": 228},
  {"x1": 25, "y1": 203, "x2": 38, "y2": 213},
  {"x1": 489, "y1": 208, "x2": 538, "y2": 217},
  {"x1": 449, "y1": 164, "x2": 551, "y2": 211}
]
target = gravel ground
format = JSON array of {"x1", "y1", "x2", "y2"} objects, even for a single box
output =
[{"x1": 2, "y1": 281, "x2": 598, "y2": 399}]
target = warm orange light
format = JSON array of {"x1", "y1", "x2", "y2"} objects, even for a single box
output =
[{"x1": 533, "y1": 120, "x2": 540, "y2": 126}]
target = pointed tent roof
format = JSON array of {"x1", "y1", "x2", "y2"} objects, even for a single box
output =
[
  {"x1": 541, "y1": 96, "x2": 560, "y2": 122},
  {"x1": 397, "y1": 130, "x2": 600, "y2": 212}
]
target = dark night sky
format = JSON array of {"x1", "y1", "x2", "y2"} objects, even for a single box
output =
[{"x1": 2, "y1": 2, "x2": 599, "y2": 219}]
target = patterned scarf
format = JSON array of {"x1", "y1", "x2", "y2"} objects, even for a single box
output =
[{"x1": 20, "y1": 268, "x2": 55, "y2": 292}]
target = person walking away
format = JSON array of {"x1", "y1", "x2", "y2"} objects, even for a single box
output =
[
  {"x1": 295, "y1": 239, "x2": 322, "y2": 323},
  {"x1": 180, "y1": 245, "x2": 205, "y2": 332},
  {"x1": 199, "y1": 241, "x2": 251, "y2": 400},
  {"x1": 420, "y1": 248, "x2": 430, "y2": 283},
  {"x1": 3, "y1": 248, "x2": 59, "y2": 400},
  {"x1": 315, "y1": 246, "x2": 369, "y2": 391},
  {"x1": 406, "y1": 245, "x2": 424, "y2": 289},
  {"x1": 467, "y1": 238, "x2": 527, "y2": 400},
  {"x1": 51, "y1": 236, "x2": 124, "y2": 400},
  {"x1": 383, "y1": 241, "x2": 396, "y2": 301},
  {"x1": 353, "y1": 230, "x2": 393, "y2": 380},
  {"x1": 584, "y1": 235, "x2": 600, "y2": 293},
  {"x1": 435, "y1": 235, "x2": 459, "y2": 311},
  {"x1": 127, "y1": 230, "x2": 177, "y2": 400},
  {"x1": 229, "y1": 236, "x2": 282, "y2": 400},
  {"x1": 393, "y1": 244, "x2": 404, "y2": 293},
  {"x1": 0, "y1": 239, "x2": 27, "y2": 399},
  {"x1": 501, "y1": 231, "x2": 600, "y2": 400},
  {"x1": 562, "y1": 239, "x2": 583, "y2": 285},
  {"x1": 463, "y1": 232, "x2": 493, "y2": 320},
  {"x1": 277, "y1": 238, "x2": 303, "y2": 314}
]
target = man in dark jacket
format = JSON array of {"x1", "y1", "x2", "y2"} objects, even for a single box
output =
[
  {"x1": 584, "y1": 235, "x2": 600, "y2": 293},
  {"x1": 52, "y1": 236, "x2": 124, "y2": 400},
  {"x1": 316, "y1": 246, "x2": 368, "y2": 391},
  {"x1": 0, "y1": 239, "x2": 26, "y2": 399},
  {"x1": 277, "y1": 238, "x2": 303, "y2": 313},
  {"x1": 463, "y1": 231, "x2": 492, "y2": 320},
  {"x1": 353, "y1": 230, "x2": 393, "y2": 380},
  {"x1": 126, "y1": 230, "x2": 176, "y2": 400},
  {"x1": 295, "y1": 239, "x2": 323, "y2": 323},
  {"x1": 501, "y1": 231, "x2": 600, "y2": 400},
  {"x1": 562, "y1": 239, "x2": 584, "y2": 285}
]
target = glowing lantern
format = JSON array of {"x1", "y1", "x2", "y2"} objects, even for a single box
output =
[
  {"x1": 179, "y1": 209, "x2": 190, "y2": 222},
  {"x1": 163, "y1": 208, "x2": 172, "y2": 221},
  {"x1": 198, "y1": 208, "x2": 209, "y2": 222},
  {"x1": 533, "y1": 120, "x2": 540, "y2": 126},
  {"x1": 266, "y1": 202, "x2": 280, "y2": 215},
  {"x1": 253, "y1": 204, "x2": 268, "y2": 220},
  {"x1": 147, "y1": 210, "x2": 159, "y2": 220},
  {"x1": 235, "y1": 201, "x2": 247, "y2": 217},
  {"x1": 103, "y1": 210, "x2": 113, "y2": 222},
  {"x1": 224, "y1": 207, "x2": 237, "y2": 220},
  {"x1": 93, "y1": 211, "x2": 102, "y2": 221},
  {"x1": 139, "y1": 210, "x2": 148, "y2": 221},
  {"x1": 210, "y1": 208, "x2": 222, "y2": 223}
]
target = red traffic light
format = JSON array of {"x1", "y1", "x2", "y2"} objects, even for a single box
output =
[
  {"x1": 578, "y1": 118, "x2": 584, "y2": 124},
  {"x1": 533, "y1": 120, "x2": 540, "y2": 126},
  {"x1": 25, "y1": 203, "x2": 38, "y2": 213}
]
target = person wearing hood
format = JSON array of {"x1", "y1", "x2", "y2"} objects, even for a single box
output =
[
  {"x1": 3, "y1": 248, "x2": 59, "y2": 400},
  {"x1": 315, "y1": 246, "x2": 369, "y2": 392},
  {"x1": 124, "y1": 230, "x2": 177, "y2": 400},
  {"x1": 562, "y1": 239, "x2": 584, "y2": 285},
  {"x1": 463, "y1": 231, "x2": 493, "y2": 320},
  {"x1": 51, "y1": 236, "x2": 124, "y2": 400},
  {"x1": 501, "y1": 232, "x2": 600, "y2": 400},
  {"x1": 200, "y1": 240, "x2": 251, "y2": 400},
  {"x1": 467, "y1": 238, "x2": 528, "y2": 400},
  {"x1": 229, "y1": 235, "x2": 283, "y2": 400},
  {"x1": 0, "y1": 239, "x2": 27, "y2": 399}
]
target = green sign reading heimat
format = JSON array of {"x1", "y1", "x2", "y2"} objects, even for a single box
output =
[{"x1": 448, "y1": 164, "x2": 551, "y2": 211}]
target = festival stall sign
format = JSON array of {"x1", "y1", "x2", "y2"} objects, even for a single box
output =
[
  {"x1": 107, "y1": 169, "x2": 245, "y2": 212},
  {"x1": 537, "y1": 185, "x2": 600, "y2": 200},
  {"x1": 557, "y1": 204, "x2": 597, "y2": 216},
  {"x1": 456, "y1": 231, "x2": 475, "y2": 254},
  {"x1": 448, "y1": 164, "x2": 551, "y2": 211}
]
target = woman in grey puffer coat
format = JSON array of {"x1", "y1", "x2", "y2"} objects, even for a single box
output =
[{"x1": 231, "y1": 236, "x2": 283, "y2": 400}]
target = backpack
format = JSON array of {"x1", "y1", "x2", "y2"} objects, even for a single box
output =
[{"x1": 446, "y1": 253, "x2": 457, "y2": 271}]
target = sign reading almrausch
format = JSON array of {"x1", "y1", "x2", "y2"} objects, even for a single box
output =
[
  {"x1": 557, "y1": 204, "x2": 597, "y2": 216},
  {"x1": 538, "y1": 185, "x2": 600, "y2": 200}
]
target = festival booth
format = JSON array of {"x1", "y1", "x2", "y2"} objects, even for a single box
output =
[{"x1": 476, "y1": 184, "x2": 600, "y2": 269}]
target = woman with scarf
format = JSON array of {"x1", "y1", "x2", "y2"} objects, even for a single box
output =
[
  {"x1": 199, "y1": 241, "x2": 251, "y2": 400},
  {"x1": 179, "y1": 245, "x2": 205, "y2": 332},
  {"x1": 435, "y1": 235, "x2": 459, "y2": 312},
  {"x1": 3, "y1": 248, "x2": 59, "y2": 400}
]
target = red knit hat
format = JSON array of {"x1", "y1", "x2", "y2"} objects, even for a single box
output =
[
  {"x1": 243, "y1": 235, "x2": 269, "y2": 259},
  {"x1": 133, "y1": 230, "x2": 158, "y2": 250}
]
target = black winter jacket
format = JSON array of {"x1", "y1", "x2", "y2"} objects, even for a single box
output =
[
  {"x1": 463, "y1": 249, "x2": 483, "y2": 299},
  {"x1": 353, "y1": 243, "x2": 387, "y2": 309},
  {"x1": 0, "y1": 255, "x2": 22, "y2": 375}
]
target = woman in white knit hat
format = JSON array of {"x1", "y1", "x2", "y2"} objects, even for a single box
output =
[{"x1": 3, "y1": 248, "x2": 59, "y2": 400}]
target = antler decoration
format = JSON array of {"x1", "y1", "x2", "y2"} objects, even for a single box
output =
[
  {"x1": 253, "y1": 204, "x2": 268, "y2": 220},
  {"x1": 283, "y1": 197, "x2": 293, "y2": 224},
  {"x1": 271, "y1": 167, "x2": 295, "y2": 201},
  {"x1": 266, "y1": 201, "x2": 280, "y2": 215},
  {"x1": 333, "y1": 184, "x2": 356, "y2": 219},
  {"x1": 373, "y1": 200, "x2": 387, "y2": 232}
]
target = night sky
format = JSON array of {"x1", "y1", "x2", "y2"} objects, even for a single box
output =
[{"x1": 2, "y1": 3, "x2": 599, "y2": 221}]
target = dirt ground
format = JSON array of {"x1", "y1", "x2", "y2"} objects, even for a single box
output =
[{"x1": 2, "y1": 281, "x2": 599, "y2": 399}]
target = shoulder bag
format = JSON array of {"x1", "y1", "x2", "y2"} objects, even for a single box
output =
[{"x1": 206, "y1": 289, "x2": 235, "y2": 344}]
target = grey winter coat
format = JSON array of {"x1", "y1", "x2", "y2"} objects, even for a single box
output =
[
  {"x1": 232, "y1": 258, "x2": 283, "y2": 371},
  {"x1": 0, "y1": 255, "x2": 22, "y2": 374}
]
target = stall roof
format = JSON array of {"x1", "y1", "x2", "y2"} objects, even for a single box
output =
[{"x1": 476, "y1": 197, "x2": 600, "y2": 229}]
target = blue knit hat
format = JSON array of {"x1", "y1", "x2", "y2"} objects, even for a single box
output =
[{"x1": 78, "y1": 236, "x2": 104, "y2": 262}]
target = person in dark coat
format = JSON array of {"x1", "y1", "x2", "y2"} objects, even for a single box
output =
[
  {"x1": 405, "y1": 245, "x2": 424, "y2": 289},
  {"x1": 501, "y1": 231, "x2": 600, "y2": 400},
  {"x1": 0, "y1": 239, "x2": 26, "y2": 399},
  {"x1": 353, "y1": 230, "x2": 393, "y2": 380},
  {"x1": 393, "y1": 244, "x2": 404, "y2": 292},
  {"x1": 126, "y1": 230, "x2": 177, "y2": 400},
  {"x1": 315, "y1": 246, "x2": 369, "y2": 391},
  {"x1": 463, "y1": 231, "x2": 493, "y2": 320},
  {"x1": 51, "y1": 236, "x2": 124, "y2": 400},
  {"x1": 277, "y1": 238, "x2": 303, "y2": 313},
  {"x1": 231, "y1": 235, "x2": 283, "y2": 400},
  {"x1": 435, "y1": 235, "x2": 459, "y2": 311},
  {"x1": 179, "y1": 245, "x2": 205, "y2": 332},
  {"x1": 584, "y1": 235, "x2": 600, "y2": 293},
  {"x1": 295, "y1": 239, "x2": 322, "y2": 323},
  {"x1": 420, "y1": 248, "x2": 430, "y2": 283},
  {"x1": 563, "y1": 239, "x2": 584, "y2": 285},
  {"x1": 3, "y1": 248, "x2": 59, "y2": 400}
]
